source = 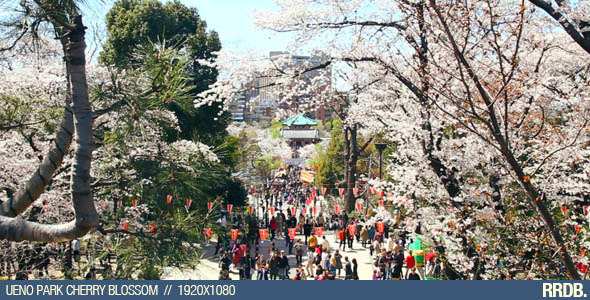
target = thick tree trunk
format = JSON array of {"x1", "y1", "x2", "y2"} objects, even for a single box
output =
[
  {"x1": 345, "y1": 125, "x2": 358, "y2": 213},
  {"x1": 0, "y1": 15, "x2": 98, "y2": 242}
]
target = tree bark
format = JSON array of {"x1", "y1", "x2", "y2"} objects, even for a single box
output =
[
  {"x1": 0, "y1": 103, "x2": 73, "y2": 217},
  {"x1": 0, "y1": 15, "x2": 98, "y2": 242},
  {"x1": 528, "y1": 0, "x2": 590, "y2": 55},
  {"x1": 345, "y1": 125, "x2": 359, "y2": 212}
]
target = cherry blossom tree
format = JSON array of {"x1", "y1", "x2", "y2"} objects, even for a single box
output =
[{"x1": 202, "y1": 0, "x2": 589, "y2": 279}]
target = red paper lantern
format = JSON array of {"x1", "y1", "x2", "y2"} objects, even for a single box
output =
[
  {"x1": 302, "y1": 207, "x2": 306, "y2": 215},
  {"x1": 207, "y1": 202, "x2": 213, "y2": 211},
  {"x1": 314, "y1": 227, "x2": 324, "y2": 237},
  {"x1": 356, "y1": 202, "x2": 362, "y2": 212},
  {"x1": 347, "y1": 225, "x2": 356, "y2": 236},
  {"x1": 288, "y1": 228, "x2": 297, "y2": 240},
  {"x1": 310, "y1": 193, "x2": 315, "y2": 201},
  {"x1": 123, "y1": 222, "x2": 129, "y2": 230},
  {"x1": 249, "y1": 205, "x2": 253, "y2": 214},
  {"x1": 353, "y1": 188, "x2": 359, "y2": 196},
  {"x1": 378, "y1": 191, "x2": 384, "y2": 199},
  {"x1": 575, "y1": 225, "x2": 580, "y2": 232},
  {"x1": 151, "y1": 224, "x2": 156, "y2": 232},
  {"x1": 334, "y1": 205, "x2": 340, "y2": 214},
  {"x1": 203, "y1": 228, "x2": 212, "y2": 239},
  {"x1": 370, "y1": 187, "x2": 376, "y2": 195},
  {"x1": 339, "y1": 188, "x2": 344, "y2": 197},
  {"x1": 376, "y1": 222, "x2": 385, "y2": 233},
  {"x1": 270, "y1": 207, "x2": 275, "y2": 215},
  {"x1": 562, "y1": 206, "x2": 567, "y2": 214},
  {"x1": 321, "y1": 187, "x2": 327, "y2": 195},
  {"x1": 231, "y1": 229, "x2": 239, "y2": 240},
  {"x1": 312, "y1": 189, "x2": 317, "y2": 197},
  {"x1": 186, "y1": 198, "x2": 192, "y2": 208},
  {"x1": 166, "y1": 195, "x2": 172, "y2": 204},
  {"x1": 379, "y1": 200, "x2": 384, "y2": 207},
  {"x1": 305, "y1": 197, "x2": 312, "y2": 206},
  {"x1": 313, "y1": 206, "x2": 317, "y2": 215},
  {"x1": 290, "y1": 206, "x2": 295, "y2": 216},
  {"x1": 227, "y1": 204, "x2": 233, "y2": 213},
  {"x1": 132, "y1": 199, "x2": 137, "y2": 206},
  {"x1": 259, "y1": 229, "x2": 268, "y2": 240}
]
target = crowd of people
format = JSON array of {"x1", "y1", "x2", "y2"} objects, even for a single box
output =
[
  {"x1": 211, "y1": 165, "x2": 446, "y2": 280},
  {"x1": 213, "y1": 179, "x2": 443, "y2": 280}
]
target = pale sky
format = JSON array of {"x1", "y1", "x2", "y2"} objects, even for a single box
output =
[
  {"x1": 190, "y1": 0, "x2": 292, "y2": 53},
  {"x1": 88, "y1": 0, "x2": 292, "y2": 55}
]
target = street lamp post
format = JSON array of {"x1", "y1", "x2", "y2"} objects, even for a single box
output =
[{"x1": 374, "y1": 143, "x2": 387, "y2": 179}]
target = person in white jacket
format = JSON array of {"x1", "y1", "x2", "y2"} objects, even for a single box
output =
[{"x1": 306, "y1": 246, "x2": 316, "y2": 277}]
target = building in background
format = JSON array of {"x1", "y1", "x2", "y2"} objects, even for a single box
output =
[
  {"x1": 229, "y1": 51, "x2": 333, "y2": 123},
  {"x1": 281, "y1": 114, "x2": 320, "y2": 148}
]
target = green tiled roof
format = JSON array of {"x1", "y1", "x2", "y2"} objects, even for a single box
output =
[{"x1": 281, "y1": 114, "x2": 318, "y2": 126}]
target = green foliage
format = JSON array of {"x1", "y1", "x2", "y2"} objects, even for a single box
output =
[
  {"x1": 100, "y1": 0, "x2": 230, "y2": 147},
  {"x1": 92, "y1": 42, "x2": 245, "y2": 279},
  {"x1": 270, "y1": 120, "x2": 282, "y2": 139},
  {"x1": 314, "y1": 119, "x2": 345, "y2": 190}
]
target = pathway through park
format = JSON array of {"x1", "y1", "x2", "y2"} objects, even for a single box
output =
[{"x1": 163, "y1": 230, "x2": 376, "y2": 280}]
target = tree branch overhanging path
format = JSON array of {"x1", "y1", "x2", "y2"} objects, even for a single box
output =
[
  {"x1": 0, "y1": 6, "x2": 98, "y2": 242},
  {"x1": 528, "y1": 0, "x2": 590, "y2": 55}
]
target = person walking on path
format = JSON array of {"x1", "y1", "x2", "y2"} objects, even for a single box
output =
[
  {"x1": 321, "y1": 236, "x2": 330, "y2": 253},
  {"x1": 344, "y1": 257, "x2": 353, "y2": 280},
  {"x1": 306, "y1": 246, "x2": 316, "y2": 277},
  {"x1": 219, "y1": 252, "x2": 231, "y2": 272},
  {"x1": 391, "y1": 248, "x2": 404, "y2": 280},
  {"x1": 308, "y1": 233, "x2": 318, "y2": 251},
  {"x1": 347, "y1": 226, "x2": 354, "y2": 249},
  {"x1": 338, "y1": 229, "x2": 346, "y2": 251},
  {"x1": 408, "y1": 267, "x2": 421, "y2": 280},
  {"x1": 303, "y1": 220, "x2": 312, "y2": 245},
  {"x1": 278, "y1": 250, "x2": 290, "y2": 280},
  {"x1": 352, "y1": 258, "x2": 359, "y2": 280},
  {"x1": 276, "y1": 212, "x2": 284, "y2": 238},
  {"x1": 268, "y1": 252, "x2": 280, "y2": 280},
  {"x1": 334, "y1": 250, "x2": 343, "y2": 276},
  {"x1": 361, "y1": 226, "x2": 369, "y2": 248},
  {"x1": 270, "y1": 217, "x2": 278, "y2": 240},
  {"x1": 257, "y1": 264, "x2": 269, "y2": 280},
  {"x1": 321, "y1": 251, "x2": 330, "y2": 271},
  {"x1": 294, "y1": 239, "x2": 304, "y2": 265},
  {"x1": 404, "y1": 252, "x2": 416, "y2": 279}
]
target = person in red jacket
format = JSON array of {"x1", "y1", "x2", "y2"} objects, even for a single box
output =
[
  {"x1": 338, "y1": 229, "x2": 347, "y2": 251},
  {"x1": 270, "y1": 217, "x2": 277, "y2": 240},
  {"x1": 404, "y1": 253, "x2": 415, "y2": 279}
]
